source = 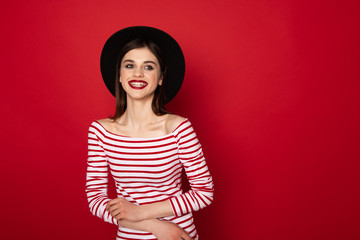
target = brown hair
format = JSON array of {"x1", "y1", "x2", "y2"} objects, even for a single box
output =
[{"x1": 109, "y1": 38, "x2": 169, "y2": 121}]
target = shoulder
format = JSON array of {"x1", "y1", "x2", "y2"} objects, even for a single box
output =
[
  {"x1": 96, "y1": 118, "x2": 113, "y2": 126},
  {"x1": 92, "y1": 118, "x2": 115, "y2": 132},
  {"x1": 165, "y1": 114, "x2": 187, "y2": 134}
]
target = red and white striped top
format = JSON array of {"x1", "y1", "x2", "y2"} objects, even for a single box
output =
[{"x1": 86, "y1": 118, "x2": 214, "y2": 240}]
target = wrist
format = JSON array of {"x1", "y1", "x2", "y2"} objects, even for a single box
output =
[
  {"x1": 139, "y1": 200, "x2": 173, "y2": 221},
  {"x1": 139, "y1": 204, "x2": 149, "y2": 221},
  {"x1": 143, "y1": 219, "x2": 162, "y2": 233}
]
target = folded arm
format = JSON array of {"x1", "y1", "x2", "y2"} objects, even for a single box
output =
[{"x1": 86, "y1": 124, "x2": 192, "y2": 239}]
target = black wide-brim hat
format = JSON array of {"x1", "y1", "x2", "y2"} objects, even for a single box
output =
[{"x1": 100, "y1": 26, "x2": 185, "y2": 104}]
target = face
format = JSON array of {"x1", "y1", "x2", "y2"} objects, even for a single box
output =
[{"x1": 119, "y1": 47, "x2": 163, "y2": 102}]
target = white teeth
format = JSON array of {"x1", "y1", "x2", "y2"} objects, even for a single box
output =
[{"x1": 130, "y1": 82, "x2": 147, "y2": 87}]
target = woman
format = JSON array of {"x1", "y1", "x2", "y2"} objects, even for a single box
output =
[{"x1": 86, "y1": 26, "x2": 214, "y2": 240}]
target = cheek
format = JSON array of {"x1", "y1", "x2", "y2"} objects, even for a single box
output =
[
  {"x1": 119, "y1": 68, "x2": 126, "y2": 78},
  {"x1": 153, "y1": 71, "x2": 162, "y2": 81},
  {"x1": 144, "y1": 72, "x2": 158, "y2": 82},
  {"x1": 119, "y1": 70, "x2": 132, "y2": 84}
]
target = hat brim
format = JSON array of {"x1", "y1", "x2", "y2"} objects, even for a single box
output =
[{"x1": 100, "y1": 26, "x2": 185, "y2": 104}]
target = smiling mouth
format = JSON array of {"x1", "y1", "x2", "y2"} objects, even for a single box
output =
[{"x1": 128, "y1": 80, "x2": 148, "y2": 89}]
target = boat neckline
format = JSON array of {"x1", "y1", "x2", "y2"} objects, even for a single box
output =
[{"x1": 93, "y1": 118, "x2": 188, "y2": 140}]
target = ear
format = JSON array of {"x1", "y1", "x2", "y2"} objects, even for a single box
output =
[{"x1": 158, "y1": 75, "x2": 163, "y2": 86}]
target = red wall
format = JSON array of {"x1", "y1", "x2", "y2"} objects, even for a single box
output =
[{"x1": 1, "y1": 0, "x2": 359, "y2": 239}]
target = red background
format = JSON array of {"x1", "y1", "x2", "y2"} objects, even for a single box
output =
[{"x1": 1, "y1": 0, "x2": 359, "y2": 239}]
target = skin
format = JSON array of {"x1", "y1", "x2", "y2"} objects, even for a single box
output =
[{"x1": 97, "y1": 47, "x2": 192, "y2": 240}]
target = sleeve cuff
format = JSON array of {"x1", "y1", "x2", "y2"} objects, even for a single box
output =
[{"x1": 169, "y1": 196, "x2": 184, "y2": 217}]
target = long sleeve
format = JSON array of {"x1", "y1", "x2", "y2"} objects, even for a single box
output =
[
  {"x1": 169, "y1": 120, "x2": 214, "y2": 217},
  {"x1": 85, "y1": 124, "x2": 118, "y2": 225}
]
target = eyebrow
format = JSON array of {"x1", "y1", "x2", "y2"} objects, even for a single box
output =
[{"x1": 123, "y1": 59, "x2": 157, "y2": 66}]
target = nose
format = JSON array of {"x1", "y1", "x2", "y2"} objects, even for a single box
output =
[{"x1": 133, "y1": 67, "x2": 144, "y2": 77}]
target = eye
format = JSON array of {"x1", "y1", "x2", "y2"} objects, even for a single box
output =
[
  {"x1": 124, "y1": 64, "x2": 134, "y2": 69},
  {"x1": 144, "y1": 65, "x2": 154, "y2": 70}
]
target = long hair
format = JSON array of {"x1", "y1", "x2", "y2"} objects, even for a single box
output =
[{"x1": 109, "y1": 38, "x2": 169, "y2": 121}]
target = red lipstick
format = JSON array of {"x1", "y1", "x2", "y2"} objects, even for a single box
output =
[{"x1": 128, "y1": 80, "x2": 148, "y2": 89}]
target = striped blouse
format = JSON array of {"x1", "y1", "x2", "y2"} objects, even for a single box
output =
[{"x1": 86, "y1": 118, "x2": 214, "y2": 240}]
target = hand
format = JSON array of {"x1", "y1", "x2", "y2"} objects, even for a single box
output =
[
  {"x1": 152, "y1": 220, "x2": 193, "y2": 240},
  {"x1": 106, "y1": 197, "x2": 144, "y2": 222}
]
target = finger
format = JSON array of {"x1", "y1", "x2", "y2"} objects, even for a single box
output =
[
  {"x1": 108, "y1": 204, "x2": 121, "y2": 213},
  {"x1": 109, "y1": 209, "x2": 121, "y2": 217},
  {"x1": 106, "y1": 199, "x2": 116, "y2": 210},
  {"x1": 107, "y1": 205, "x2": 114, "y2": 212},
  {"x1": 180, "y1": 232, "x2": 192, "y2": 240},
  {"x1": 110, "y1": 199, "x2": 125, "y2": 210},
  {"x1": 108, "y1": 198, "x2": 121, "y2": 206},
  {"x1": 115, "y1": 212, "x2": 124, "y2": 220}
]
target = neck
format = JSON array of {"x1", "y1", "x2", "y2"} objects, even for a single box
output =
[{"x1": 120, "y1": 96, "x2": 158, "y2": 128}]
